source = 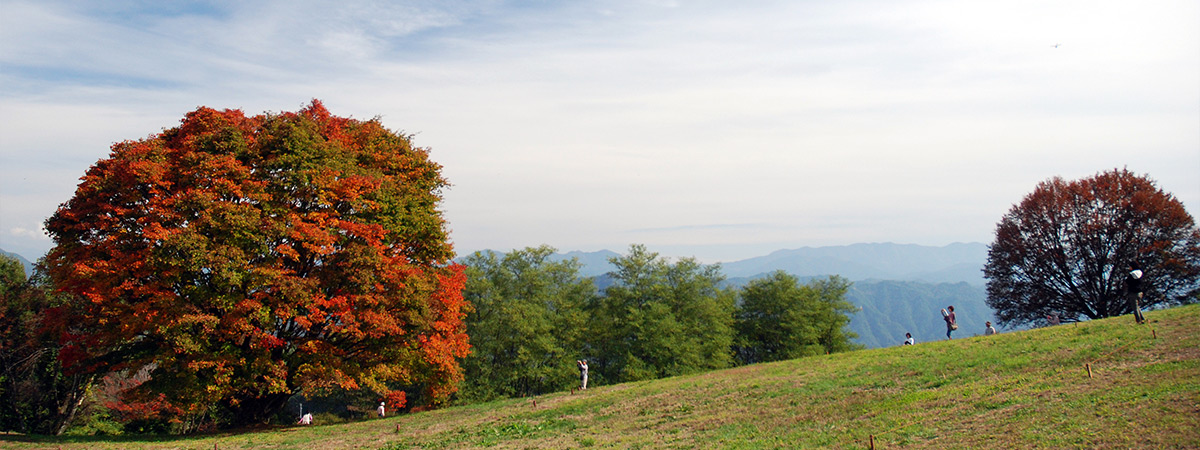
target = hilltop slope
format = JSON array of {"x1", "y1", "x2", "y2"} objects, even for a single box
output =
[{"x1": 7, "y1": 305, "x2": 1197, "y2": 449}]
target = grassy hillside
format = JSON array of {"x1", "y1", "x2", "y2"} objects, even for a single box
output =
[{"x1": 5, "y1": 305, "x2": 1198, "y2": 449}]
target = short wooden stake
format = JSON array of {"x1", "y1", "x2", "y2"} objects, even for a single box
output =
[
  {"x1": 532, "y1": 399, "x2": 537, "y2": 408},
  {"x1": 1085, "y1": 363, "x2": 1092, "y2": 378},
  {"x1": 869, "y1": 434, "x2": 875, "y2": 450},
  {"x1": 1152, "y1": 329, "x2": 1157, "y2": 339},
  {"x1": 395, "y1": 423, "x2": 401, "y2": 433}
]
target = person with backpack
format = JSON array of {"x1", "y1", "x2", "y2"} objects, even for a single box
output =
[
  {"x1": 942, "y1": 306, "x2": 957, "y2": 339},
  {"x1": 1126, "y1": 264, "x2": 1146, "y2": 324}
]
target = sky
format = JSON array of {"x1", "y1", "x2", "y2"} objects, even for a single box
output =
[{"x1": 1, "y1": 0, "x2": 1198, "y2": 263}]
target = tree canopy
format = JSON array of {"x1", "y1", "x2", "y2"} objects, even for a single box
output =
[
  {"x1": 984, "y1": 169, "x2": 1200, "y2": 326},
  {"x1": 589, "y1": 245, "x2": 735, "y2": 383},
  {"x1": 458, "y1": 246, "x2": 594, "y2": 401},
  {"x1": 0, "y1": 254, "x2": 23, "y2": 299},
  {"x1": 42, "y1": 101, "x2": 469, "y2": 428},
  {"x1": 735, "y1": 272, "x2": 860, "y2": 364}
]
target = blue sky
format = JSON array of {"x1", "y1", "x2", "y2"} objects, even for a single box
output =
[{"x1": 2, "y1": 0, "x2": 1198, "y2": 263}]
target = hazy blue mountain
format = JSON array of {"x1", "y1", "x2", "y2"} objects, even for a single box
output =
[
  {"x1": 1, "y1": 248, "x2": 35, "y2": 278},
  {"x1": 846, "y1": 280, "x2": 1000, "y2": 348},
  {"x1": 720, "y1": 242, "x2": 988, "y2": 285},
  {"x1": 548, "y1": 250, "x2": 621, "y2": 278},
  {"x1": 540, "y1": 243, "x2": 989, "y2": 285}
]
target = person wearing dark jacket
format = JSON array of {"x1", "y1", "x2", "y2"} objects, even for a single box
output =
[{"x1": 1126, "y1": 264, "x2": 1146, "y2": 324}]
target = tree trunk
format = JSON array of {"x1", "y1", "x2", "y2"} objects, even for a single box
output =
[
  {"x1": 52, "y1": 374, "x2": 94, "y2": 435},
  {"x1": 225, "y1": 392, "x2": 294, "y2": 428}
]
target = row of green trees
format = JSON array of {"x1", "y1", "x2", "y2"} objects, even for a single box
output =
[{"x1": 455, "y1": 245, "x2": 861, "y2": 403}]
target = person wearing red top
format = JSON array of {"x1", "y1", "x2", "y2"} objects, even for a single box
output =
[{"x1": 942, "y1": 306, "x2": 957, "y2": 339}]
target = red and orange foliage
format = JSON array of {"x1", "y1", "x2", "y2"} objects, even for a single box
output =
[
  {"x1": 985, "y1": 168, "x2": 1200, "y2": 326},
  {"x1": 43, "y1": 100, "x2": 470, "y2": 427}
]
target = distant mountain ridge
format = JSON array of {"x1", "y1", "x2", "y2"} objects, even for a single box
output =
[
  {"x1": 526, "y1": 242, "x2": 989, "y2": 286},
  {"x1": 548, "y1": 250, "x2": 621, "y2": 278},
  {"x1": 719, "y1": 242, "x2": 988, "y2": 285}
]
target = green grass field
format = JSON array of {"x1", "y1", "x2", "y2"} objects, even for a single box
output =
[{"x1": 4, "y1": 304, "x2": 1198, "y2": 449}]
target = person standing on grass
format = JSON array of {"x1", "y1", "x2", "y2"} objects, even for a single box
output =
[
  {"x1": 577, "y1": 360, "x2": 589, "y2": 390},
  {"x1": 903, "y1": 332, "x2": 915, "y2": 345},
  {"x1": 1126, "y1": 264, "x2": 1146, "y2": 324},
  {"x1": 942, "y1": 306, "x2": 957, "y2": 339},
  {"x1": 985, "y1": 321, "x2": 997, "y2": 336},
  {"x1": 377, "y1": 401, "x2": 386, "y2": 418}
]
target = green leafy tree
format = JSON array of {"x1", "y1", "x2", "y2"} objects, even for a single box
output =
[
  {"x1": 0, "y1": 259, "x2": 95, "y2": 435},
  {"x1": 41, "y1": 101, "x2": 469, "y2": 430},
  {"x1": 734, "y1": 272, "x2": 860, "y2": 364},
  {"x1": 590, "y1": 245, "x2": 735, "y2": 383},
  {"x1": 458, "y1": 246, "x2": 594, "y2": 401},
  {"x1": 806, "y1": 276, "x2": 862, "y2": 354},
  {"x1": 0, "y1": 254, "x2": 23, "y2": 299},
  {"x1": 984, "y1": 169, "x2": 1200, "y2": 326}
]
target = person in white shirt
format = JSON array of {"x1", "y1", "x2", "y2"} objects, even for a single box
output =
[
  {"x1": 985, "y1": 321, "x2": 997, "y2": 336},
  {"x1": 1126, "y1": 264, "x2": 1146, "y2": 324},
  {"x1": 577, "y1": 360, "x2": 589, "y2": 390},
  {"x1": 903, "y1": 333, "x2": 915, "y2": 345}
]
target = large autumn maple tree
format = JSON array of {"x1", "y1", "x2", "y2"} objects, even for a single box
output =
[
  {"x1": 43, "y1": 101, "x2": 470, "y2": 428},
  {"x1": 984, "y1": 169, "x2": 1200, "y2": 326}
]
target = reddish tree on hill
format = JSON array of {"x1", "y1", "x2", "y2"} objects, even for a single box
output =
[
  {"x1": 43, "y1": 101, "x2": 470, "y2": 429},
  {"x1": 984, "y1": 169, "x2": 1200, "y2": 326}
]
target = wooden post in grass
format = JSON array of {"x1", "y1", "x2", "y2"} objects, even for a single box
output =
[
  {"x1": 1085, "y1": 363, "x2": 1092, "y2": 378},
  {"x1": 396, "y1": 423, "x2": 401, "y2": 433},
  {"x1": 1152, "y1": 329, "x2": 1157, "y2": 339},
  {"x1": 869, "y1": 434, "x2": 875, "y2": 449}
]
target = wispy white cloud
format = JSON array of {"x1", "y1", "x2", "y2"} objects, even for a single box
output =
[{"x1": 7, "y1": 226, "x2": 49, "y2": 241}]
